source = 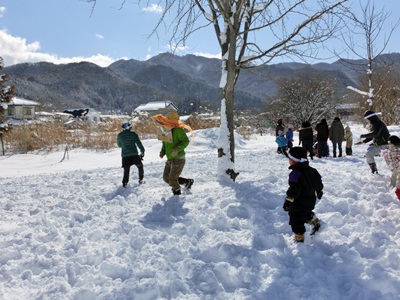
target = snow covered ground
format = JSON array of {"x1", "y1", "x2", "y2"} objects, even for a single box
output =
[{"x1": 1, "y1": 123, "x2": 399, "y2": 300}]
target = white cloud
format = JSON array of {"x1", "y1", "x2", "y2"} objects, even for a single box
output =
[
  {"x1": 165, "y1": 43, "x2": 221, "y2": 59},
  {"x1": 193, "y1": 52, "x2": 221, "y2": 59},
  {"x1": 0, "y1": 30, "x2": 115, "y2": 67},
  {"x1": 0, "y1": 7, "x2": 6, "y2": 17},
  {"x1": 95, "y1": 34, "x2": 104, "y2": 40},
  {"x1": 142, "y1": 4, "x2": 163, "y2": 13},
  {"x1": 167, "y1": 44, "x2": 189, "y2": 53}
]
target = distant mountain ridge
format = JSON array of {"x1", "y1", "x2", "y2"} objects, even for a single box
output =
[{"x1": 4, "y1": 52, "x2": 400, "y2": 114}]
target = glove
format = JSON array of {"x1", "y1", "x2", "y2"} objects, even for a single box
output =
[
  {"x1": 140, "y1": 153, "x2": 144, "y2": 160},
  {"x1": 283, "y1": 197, "x2": 294, "y2": 212},
  {"x1": 171, "y1": 148, "x2": 179, "y2": 156},
  {"x1": 395, "y1": 188, "x2": 400, "y2": 201},
  {"x1": 317, "y1": 191, "x2": 323, "y2": 199}
]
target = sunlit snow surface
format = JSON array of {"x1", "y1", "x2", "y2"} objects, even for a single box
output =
[{"x1": 1, "y1": 124, "x2": 399, "y2": 299}]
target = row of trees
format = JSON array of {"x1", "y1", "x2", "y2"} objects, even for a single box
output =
[{"x1": 264, "y1": 64, "x2": 400, "y2": 129}]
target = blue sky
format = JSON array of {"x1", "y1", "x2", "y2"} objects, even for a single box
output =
[{"x1": 0, "y1": 0, "x2": 399, "y2": 67}]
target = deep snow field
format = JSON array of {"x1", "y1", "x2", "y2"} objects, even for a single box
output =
[{"x1": 0, "y1": 123, "x2": 399, "y2": 300}]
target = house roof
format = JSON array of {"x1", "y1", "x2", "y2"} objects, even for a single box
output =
[
  {"x1": 10, "y1": 97, "x2": 40, "y2": 106},
  {"x1": 336, "y1": 103, "x2": 360, "y2": 109},
  {"x1": 134, "y1": 101, "x2": 178, "y2": 112}
]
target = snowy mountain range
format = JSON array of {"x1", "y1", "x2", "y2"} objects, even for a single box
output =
[{"x1": 4, "y1": 52, "x2": 400, "y2": 114}]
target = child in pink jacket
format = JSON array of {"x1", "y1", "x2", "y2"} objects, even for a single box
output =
[{"x1": 382, "y1": 135, "x2": 400, "y2": 201}]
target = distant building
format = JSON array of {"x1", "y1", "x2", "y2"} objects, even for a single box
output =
[
  {"x1": 134, "y1": 101, "x2": 178, "y2": 118},
  {"x1": 6, "y1": 97, "x2": 41, "y2": 120},
  {"x1": 336, "y1": 103, "x2": 360, "y2": 116}
]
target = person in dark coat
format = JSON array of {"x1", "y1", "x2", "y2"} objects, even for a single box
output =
[
  {"x1": 355, "y1": 110, "x2": 390, "y2": 174},
  {"x1": 283, "y1": 147, "x2": 324, "y2": 243},
  {"x1": 315, "y1": 118, "x2": 329, "y2": 158},
  {"x1": 298, "y1": 120, "x2": 314, "y2": 160},
  {"x1": 117, "y1": 122, "x2": 145, "y2": 187},
  {"x1": 329, "y1": 117, "x2": 345, "y2": 157}
]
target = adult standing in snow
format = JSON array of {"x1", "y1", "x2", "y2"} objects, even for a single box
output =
[
  {"x1": 153, "y1": 111, "x2": 194, "y2": 195},
  {"x1": 329, "y1": 117, "x2": 345, "y2": 157},
  {"x1": 298, "y1": 120, "x2": 314, "y2": 160},
  {"x1": 344, "y1": 125, "x2": 353, "y2": 156},
  {"x1": 355, "y1": 110, "x2": 390, "y2": 174},
  {"x1": 275, "y1": 119, "x2": 285, "y2": 154},
  {"x1": 382, "y1": 135, "x2": 400, "y2": 201},
  {"x1": 283, "y1": 146, "x2": 323, "y2": 243},
  {"x1": 315, "y1": 118, "x2": 329, "y2": 158},
  {"x1": 117, "y1": 122, "x2": 145, "y2": 188}
]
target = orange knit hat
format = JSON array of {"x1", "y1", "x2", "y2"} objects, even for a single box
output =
[{"x1": 152, "y1": 111, "x2": 194, "y2": 142}]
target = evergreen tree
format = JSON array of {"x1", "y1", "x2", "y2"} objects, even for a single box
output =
[{"x1": 0, "y1": 57, "x2": 15, "y2": 155}]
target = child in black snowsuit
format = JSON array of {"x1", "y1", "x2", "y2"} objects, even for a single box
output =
[{"x1": 283, "y1": 147, "x2": 324, "y2": 243}]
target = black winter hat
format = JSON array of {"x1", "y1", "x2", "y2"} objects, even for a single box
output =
[
  {"x1": 121, "y1": 122, "x2": 132, "y2": 130},
  {"x1": 364, "y1": 110, "x2": 379, "y2": 119},
  {"x1": 389, "y1": 135, "x2": 400, "y2": 146},
  {"x1": 288, "y1": 146, "x2": 308, "y2": 162}
]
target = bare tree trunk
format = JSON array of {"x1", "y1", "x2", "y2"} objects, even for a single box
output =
[
  {"x1": 217, "y1": 25, "x2": 239, "y2": 182},
  {"x1": 1, "y1": 135, "x2": 4, "y2": 156}
]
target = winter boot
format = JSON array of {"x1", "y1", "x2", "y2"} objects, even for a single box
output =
[
  {"x1": 369, "y1": 163, "x2": 378, "y2": 174},
  {"x1": 178, "y1": 177, "x2": 194, "y2": 189},
  {"x1": 172, "y1": 188, "x2": 181, "y2": 195},
  {"x1": 185, "y1": 179, "x2": 194, "y2": 189},
  {"x1": 308, "y1": 218, "x2": 321, "y2": 235},
  {"x1": 294, "y1": 234, "x2": 304, "y2": 243}
]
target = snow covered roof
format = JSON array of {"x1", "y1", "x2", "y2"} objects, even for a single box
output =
[
  {"x1": 134, "y1": 101, "x2": 178, "y2": 112},
  {"x1": 336, "y1": 103, "x2": 360, "y2": 109},
  {"x1": 9, "y1": 97, "x2": 40, "y2": 106}
]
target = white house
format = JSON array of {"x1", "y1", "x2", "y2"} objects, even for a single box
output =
[
  {"x1": 134, "y1": 101, "x2": 178, "y2": 118},
  {"x1": 6, "y1": 97, "x2": 41, "y2": 120}
]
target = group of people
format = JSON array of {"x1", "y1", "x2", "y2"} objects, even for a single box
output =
[
  {"x1": 117, "y1": 110, "x2": 194, "y2": 196},
  {"x1": 277, "y1": 110, "x2": 400, "y2": 242},
  {"x1": 275, "y1": 117, "x2": 354, "y2": 160},
  {"x1": 300, "y1": 117, "x2": 352, "y2": 160}
]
